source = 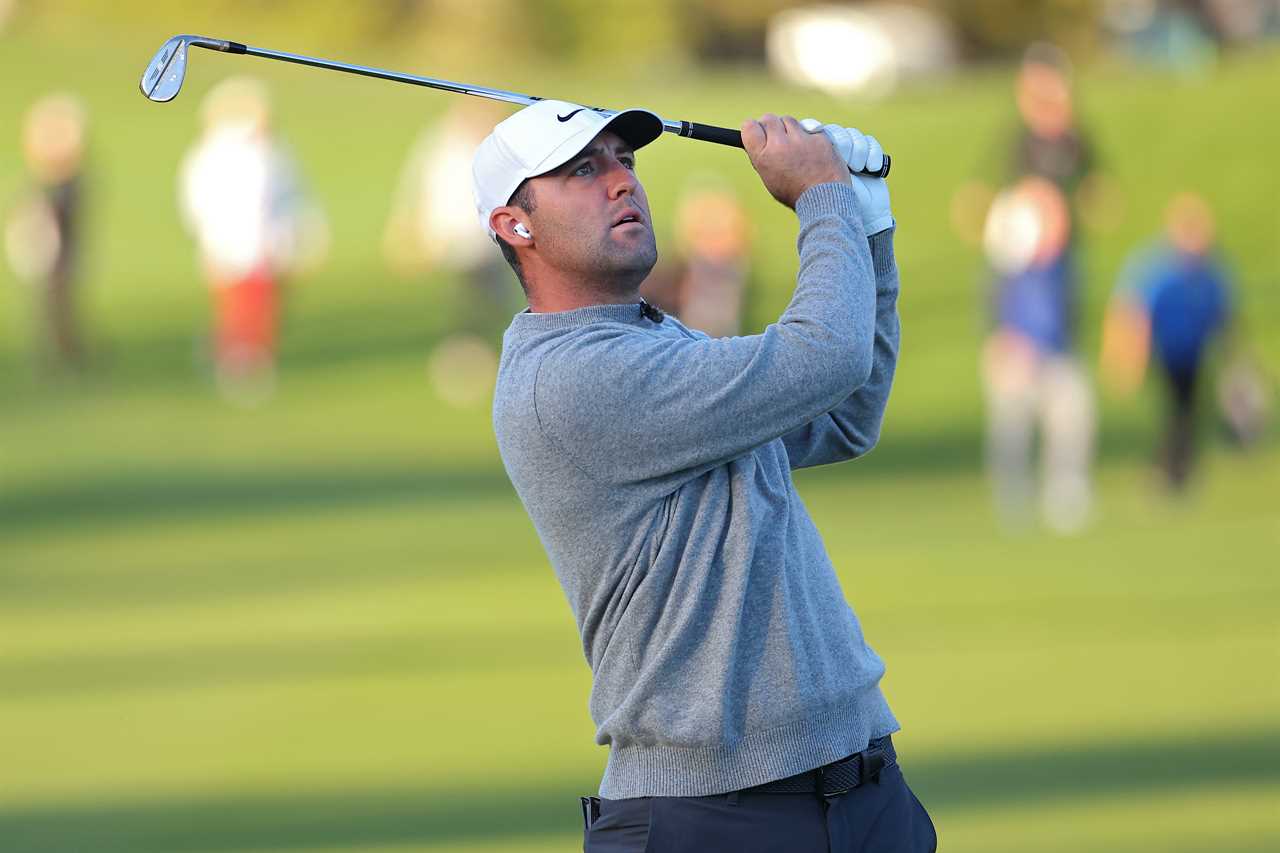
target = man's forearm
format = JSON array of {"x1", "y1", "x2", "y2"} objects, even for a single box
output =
[
  {"x1": 844, "y1": 226, "x2": 902, "y2": 444},
  {"x1": 782, "y1": 227, "x2": 899, "y2": 469}
]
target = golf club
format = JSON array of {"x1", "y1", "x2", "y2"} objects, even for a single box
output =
[{"x1": 139, "y1": 34, "x2": 891, "y2": 178}]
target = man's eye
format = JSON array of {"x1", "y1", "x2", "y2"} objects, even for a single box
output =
[
  {"x1": 620, "y1": 157, "x2": 635, "y2": 170},
  {"x1": 573, "y1": 162, "x2": 594, "y2": 176}
]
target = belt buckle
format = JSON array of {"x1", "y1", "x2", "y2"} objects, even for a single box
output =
[
  {"x1": 817, "y1": 759, "x2": 851, "y2": 798},
  {"x1": 823, "y1": 772, "x2": 852, "y2": 797},
  {"x1": 824, "y1": 746, "x2": 880, "y2": 798}
]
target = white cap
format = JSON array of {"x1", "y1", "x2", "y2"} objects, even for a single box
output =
[{"x1": 472, "y1": 99, "x2": 664, "y2": 238}]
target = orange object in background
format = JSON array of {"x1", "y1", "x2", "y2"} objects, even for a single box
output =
[{"x1": 213, "y1": 264, "x2": 277, "y2": 368}]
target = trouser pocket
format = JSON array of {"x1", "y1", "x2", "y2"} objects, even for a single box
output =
[
  {"x1": 582, "y1": 796, "x2": 652, "y2": 853},
  {"x1": 827, "y1": 764, "x2": 938, "y2": 852}
]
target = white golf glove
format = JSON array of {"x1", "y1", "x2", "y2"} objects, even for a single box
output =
[{"x1": 800, "y1": 118, "x2": 893, "y2": 235}]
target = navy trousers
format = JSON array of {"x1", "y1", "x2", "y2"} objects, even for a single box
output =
[{"x1": 582, "y1": 750, "x2": 936, "y2": 852}]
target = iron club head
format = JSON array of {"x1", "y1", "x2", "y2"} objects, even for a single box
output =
[{"x1": 139, "y1": 35, "x2": 243, "y2": 102}]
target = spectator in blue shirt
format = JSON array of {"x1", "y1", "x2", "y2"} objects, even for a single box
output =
[
  {"x1": 981, "y1": 176, "x2": 1095, "y2": 532},
  {"x1": 1102, "y1": 192, "x2": 1232, "y2": 490}
]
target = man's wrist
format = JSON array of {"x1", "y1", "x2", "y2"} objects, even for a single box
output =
[
  {"x1": 868, "y1": 225, "x2": 898, "y2": 289},
  {"x1": 795, "y1": 182, "x2": 864, "y2": 232}
]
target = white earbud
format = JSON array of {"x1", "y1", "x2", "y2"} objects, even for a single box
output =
[{"x1": 513, "y1": 223, "x2": 532, "y2": 239}]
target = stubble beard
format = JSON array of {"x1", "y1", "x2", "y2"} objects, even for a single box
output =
[
  {"x1": 599, "y1": 227, "x2": 655, "y2": 294},
  {"x1": 590, "y1": 229, "x2": 659, "y2": 296}
]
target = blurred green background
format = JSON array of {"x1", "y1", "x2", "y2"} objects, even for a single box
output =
[{"x1": 2, "y1": 2, "x2": 1278, "y2": 852}]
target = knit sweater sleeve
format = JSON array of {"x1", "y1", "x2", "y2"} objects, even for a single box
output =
[
  {"x1": 782, "y1": 227, "x2": 900, "y2": 469},
  {"x1": 533, "y1": 182, "x2": 877, "y2": 486}
]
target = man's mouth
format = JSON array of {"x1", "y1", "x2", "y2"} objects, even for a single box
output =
[{"x1": 611, "y1": 211, "x2": 645, "y2": 229}]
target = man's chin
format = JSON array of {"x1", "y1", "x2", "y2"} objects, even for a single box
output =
[
  {"x1": 604, "y1": 237, "x2": 657, "y2": 275},
  {"x1": 598, "y1": 253, "x2": 657, "y2": 293},
  {"x1": 621, "y1": 248, "x2": 659, "y2": 281}
]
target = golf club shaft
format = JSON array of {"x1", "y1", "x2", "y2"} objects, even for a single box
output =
[{"x1": 201, "y1": 41, "x2": 891, "y2": 179}]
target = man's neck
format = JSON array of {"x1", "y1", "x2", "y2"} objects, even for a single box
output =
[{"x1": 526, "y1": 280, "x2": 641, "y2": 314}]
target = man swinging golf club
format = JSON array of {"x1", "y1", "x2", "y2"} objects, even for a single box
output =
[{"x1": 476, "y1": 101, "x2": 934, "y2": 852}]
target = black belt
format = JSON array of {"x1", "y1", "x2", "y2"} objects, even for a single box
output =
[{"x1": 745, "y1": 736, "x2": 896, "y2": 796}]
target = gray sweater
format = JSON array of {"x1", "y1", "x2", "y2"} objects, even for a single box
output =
[{"x1": 493, "y1": 182, "x2": 901, "y2": 799}]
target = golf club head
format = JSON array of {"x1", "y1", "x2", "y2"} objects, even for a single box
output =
[
  {"x1": 140, "y1": 35, "x2": 242, "y2": 102},
  {"x1": 139, "y1": 35, "x2": 193, "y2": 102}
]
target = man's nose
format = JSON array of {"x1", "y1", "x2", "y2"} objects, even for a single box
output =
[{"x1": 605, "y1": 158, "x2": 639, "y2": 199}]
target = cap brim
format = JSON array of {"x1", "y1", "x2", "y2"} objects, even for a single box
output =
[{"x1": 600, "y1": 108, "x2": 665, "y2": 152}]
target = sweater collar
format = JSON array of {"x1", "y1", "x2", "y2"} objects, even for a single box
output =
[{"x1": 509, "y1": 300, "x2": 659, "y2": 331}]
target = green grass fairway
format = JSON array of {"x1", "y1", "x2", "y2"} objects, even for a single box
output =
[{"x1": 2, "y1": 18, "x2": 1278, "y2": 853}]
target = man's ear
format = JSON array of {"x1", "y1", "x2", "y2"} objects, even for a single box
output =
[{"x1": 491, "y1": 207, "x2": 533, "y2": 245}]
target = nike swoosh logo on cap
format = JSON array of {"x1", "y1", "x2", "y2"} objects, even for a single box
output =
[{"x1": 557, "y1": 108, "x2": 586, "y2": 122}]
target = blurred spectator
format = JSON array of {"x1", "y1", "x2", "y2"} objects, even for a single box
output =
[
  {"x1": 384, "y1": 102, "x2": 504, "y2": 285},
  {"x1": 981, "y1": 177, "x2": 1095, "y2": 533},
  {"x1": 1101, "y1": 192, "x2": 1241, "y2": 490},
  {"x1": 4, "y1": 93, "x2": 90, "y2": 372},
  {"x1": 963, "y1": 43, "x2": 1103, "y2": 533},
  {"x1": 951, "y1": 43, "x2": 1120, "y2": 247},
  {"x1": 641, "y1": 183, "x2": 751, "y2": 338},
  {"x1": 1011, "y1": 43, "x2": 1093, "y2": 192},
  {"x1": 384, "y1": 101, "x2": 517, "y2": 407},
  {"x1": 179, "y1": 77, "x2": 327, "y2": 403}
]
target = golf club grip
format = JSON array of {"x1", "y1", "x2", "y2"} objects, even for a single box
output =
[{"x1": 683, "y1": 121, "x2": 891, "y2": 179}]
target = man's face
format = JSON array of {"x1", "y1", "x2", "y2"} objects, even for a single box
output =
[{"x1": 525, "y1": 130, "x2": 657, "y2": 292}]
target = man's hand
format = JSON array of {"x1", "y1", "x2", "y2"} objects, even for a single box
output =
[
  {"x1": 741, "y1": 114, "x2": 849, "y2": 210},
  {"x1": 800, "y1": 119, "x2": 894, "y2": 235}
]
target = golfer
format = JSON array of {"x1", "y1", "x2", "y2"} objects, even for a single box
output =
[{"x1": 474, "y1": 101, "x2": 933, "y2": 852}]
